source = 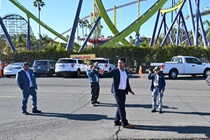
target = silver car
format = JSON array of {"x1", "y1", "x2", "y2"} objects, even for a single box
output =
[{"x1": 3, "y1": 62, "x2": 23, "y2": 78}]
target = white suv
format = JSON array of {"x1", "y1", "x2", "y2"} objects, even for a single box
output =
[
  {"x1": 55, "y1": 58, "x2": 87, "y2": 77},
  {"x1": 90, "y1": 58, "x2": 115, "y2": 72}
]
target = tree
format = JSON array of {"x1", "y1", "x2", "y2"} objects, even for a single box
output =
[
  {"x1": 84, "y1": 19, "x2": 89, "y2": 36},
  {"x1": 33, "y1": 0, "x2": 45, "y2": 49}
]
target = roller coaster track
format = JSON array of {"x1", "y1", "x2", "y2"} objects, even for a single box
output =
[
  {"x1": 96, "y1": 0, "x2": 131, "y2": 46},
  {"x1": 54, "y1": 0, "x2": 146, "y2": 41},
  {"x1": 9, "y1": 0, "x2": 69, "y2": 42},
  {"x1": 185, "y1": 10, "x2": 210, "y2": 20},
  {"x1": 96, "y1": 0, "x2": 167, "y2": 47},
  {"x1": 160, "y1": 0, "x2": 184, "y2": 14}
]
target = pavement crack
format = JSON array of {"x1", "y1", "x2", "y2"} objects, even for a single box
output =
[{"x1": 111, "y1": 126, "x2": 121, "y2": 140}]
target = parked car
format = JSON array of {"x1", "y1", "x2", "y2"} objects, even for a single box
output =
[
  {"x1": 3, "y1": 62, "x2": 23, "y2": 78},
  {"x1": 55, "y1": 58, "x2": 87, "y2": 77},
  {"x1": 32, "y1": 60, "x2": 55, "y2": 77},
  {"x1": 89, "y1": 58, "x2": 115, "y2": 72},
  {"x1": 150, "y1": 55, "x2": 210, "y2": 79}
]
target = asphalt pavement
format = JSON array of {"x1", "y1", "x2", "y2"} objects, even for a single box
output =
[{"x1": 0, "y1": 74, "x2": 210, "y2": 140}]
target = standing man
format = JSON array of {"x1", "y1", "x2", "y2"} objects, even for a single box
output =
[
  {"x1": 148, "y1": 66, "x2": 166, "y2": 113},
  {"x1": 16, "y1": 62, "x2": 41, "y2": 115},
  {"x1": 86, "y1": 62, "x2": 101, "y2": 106},
  {"x1": 100, "y1": 58, "x2": 135, "y2": 128}
]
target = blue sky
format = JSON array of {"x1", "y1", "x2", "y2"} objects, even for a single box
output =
[{"x1": 0, "y1": 0, "x2": 210, "y2": 42}]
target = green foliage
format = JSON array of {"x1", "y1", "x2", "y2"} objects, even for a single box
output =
[
  {"x1": 56, "y1": 42, "x2": 65, "y2": 52},
  {"x1": 6, "y1": 45, "x2": 210, "y2": 68}
]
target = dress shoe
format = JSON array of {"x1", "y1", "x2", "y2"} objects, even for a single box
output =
[
  {"x1": 32, "y1": 109, "x2": 42, "y2": 113},
  {"x1": 159, "y1": 110, "x2": 163, "y2": 114},
  {"x1": 151, "y1": 109, "x2": 156, "y2": 113},
  {"x1": 90, "y1": 102, "x2": 96, "y2": 107},
  {"x1": 123, "y1": 124, "x2": 135, "y2": 129},
  {"x1": 95, "y1": 101, "x2": 100, "y2": 104},
  {"x1": 22, "y1": 111, "x2": 30, "y2": 115},
  {"x1": 114, "y1": 122, "x2": 122, "y2": 126}
]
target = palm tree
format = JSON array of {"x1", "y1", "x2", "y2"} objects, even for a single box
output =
[
  {"x1": 33, "y1": 0, "x2": 45, "y2": 49},
  {"x1": 87, "y1": 24, "x2": 92, "y2": 31},
  {"x1": 84, "y1": 19, "x2": 89, "y2": 36},
  {"x1": 100, "y1": 25, "x2": 103, "y2": 37}
]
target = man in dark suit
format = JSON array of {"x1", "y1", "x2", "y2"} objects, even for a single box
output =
[
  {"x1": 100, "y1": 58, "x2": 135, "y2": 128},
  {"x1": 16, "y1": 62, "x2": 41, "y2": 115}
]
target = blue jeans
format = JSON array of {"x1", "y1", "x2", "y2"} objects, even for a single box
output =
[
  {"x1": 152, "y1": 88, "x2": 163, "y2": 110},
  {"x1": 22, "y1": 88, "x2": 37, "y2": 112}
]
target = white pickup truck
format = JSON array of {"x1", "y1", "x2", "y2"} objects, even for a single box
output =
[{"x1": 150, "y1": 56, "x2": 210, "y2": 79}]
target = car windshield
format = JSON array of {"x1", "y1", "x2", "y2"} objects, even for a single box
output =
[
  {"x1": 8, "y1": 63, "x2": 22, "y2": 67},
  {"x1": 34, "y1": 61, "x2": 47, "y2": 66},
  {"x1": 90, "y1": 60, "x2": 106, "y2": 63},
  {"x1": 57, "y1": 59, "x2": 76, "y2": 63}
]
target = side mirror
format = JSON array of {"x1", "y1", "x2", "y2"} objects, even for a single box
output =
[{"x1": 197, "y1": 61, "x2": 202, "y2": 65}]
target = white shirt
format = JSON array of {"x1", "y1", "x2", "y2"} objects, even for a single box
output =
[
  {"x1": 118, "y1": 68, "x2": 127, "y2": 90},
  {"x1": 153, "y1": 74, "x2": 159, "y2": 87},
  {"x1": 24, "y1": 70, "x2": 33, "y2": 87}
]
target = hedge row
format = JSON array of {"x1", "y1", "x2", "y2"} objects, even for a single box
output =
[{"x1": 11, "y1": 45, "x2": 210, "y2": 67}]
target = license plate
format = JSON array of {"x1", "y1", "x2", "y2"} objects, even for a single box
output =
[{"x1": 59, "y1": 65, "x2": 65, "y2": 68}]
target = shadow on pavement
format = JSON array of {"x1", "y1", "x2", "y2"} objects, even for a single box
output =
[
  {"x1": 133, "y1": 125, "x2": 210, "y2": 138},
  {"x1": 32, "y1": 112, "x2": 113, "y2": 121},
  {"x1": 164, "y1": 111, "x2": 210, "y2": 116},
  {"x1": 165, "y1": 76, "x2": 205, "y2": 81},
  {"x1": 98, "y1": 103, "x2": 177, "y2": 110}
]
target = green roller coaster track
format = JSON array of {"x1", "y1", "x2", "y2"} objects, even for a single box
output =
[
  {"x1": 95, "y1": 0, "x2": 130, "y2": 46},
  {"x1": 160, "y1": 0, "x2": 183, "y2": 14},
  {"x1": 9, "y1": 0, "x2": 80, "y2": 49},
  {"x1": 96, "y1": 0, "x2": 168, "y2": 48}
]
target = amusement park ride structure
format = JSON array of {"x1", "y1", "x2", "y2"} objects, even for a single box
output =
[{"x1": 0, "y1": 0, "x2": 210, "y2": 53}]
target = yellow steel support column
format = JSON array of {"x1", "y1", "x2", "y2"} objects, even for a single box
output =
[{"x1": 114, "y1": 5, "x2": 117, "y2": 27}]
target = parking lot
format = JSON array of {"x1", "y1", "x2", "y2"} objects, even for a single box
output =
[{"x1": 0, "y1": 74, "x2": 210, "y2": 139}]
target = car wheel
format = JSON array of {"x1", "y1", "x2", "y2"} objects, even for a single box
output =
[
  {"x1": 203, "y1": 69, "x2": 210, "y2": 78},
  {"x1": 169, "y1": 69, "x2": 178, "y2": 79},
  {"x1": 47, "y1": 70, "x2": 54, "y2": 77},
  {"x1": 5, "y1": 75, "x2": 11, "y2": 78},
  {"x1": 76, "y1": 69, "x2": 81, "y2": 77}
]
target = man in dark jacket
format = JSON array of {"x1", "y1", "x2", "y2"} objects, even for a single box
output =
[
  {"x1": 148, "y1": 66, "x2": 166, "y2": 113},
  {"x1": 16, "y1": 62, "x2": 41, "y2": 115},
  {"x1": 101, "y1": 58, "x2": 135, "y2": 128}
]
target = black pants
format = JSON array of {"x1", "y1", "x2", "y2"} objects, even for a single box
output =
[
  {"x1": 114, "y1": 90, "x2": 128, "y2": 126},
  {"x1": 90, "y1": 82, "x2": 100, "y2": 103}
]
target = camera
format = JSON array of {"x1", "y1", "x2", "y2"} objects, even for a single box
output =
[
  {"x1": 93, "y1": 62, "x2": 100, "y2": 70},
  {"x1": 148, "y1": 68, "x2": 154, "y2": 73}
]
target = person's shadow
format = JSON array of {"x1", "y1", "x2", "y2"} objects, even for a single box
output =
[
  {"x1": 133, "y1": 125, "x2": 210, "y2": 138},
  {"x1": 32, "y1": 112, "x2": 113, "y2": 121}
]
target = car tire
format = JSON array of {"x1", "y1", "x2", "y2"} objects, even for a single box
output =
[
  {"x1": 47, "y1": 70, "x2": 54, "y2": 77},
  {"x1": 203, "y1": 68, "x2": 210, "y2": 78},
  {"x1": 5, "y1": 75, "x2": 11, "y2": 78},
  {"x1": 169, "y1": 69, "x2": 178, "y2": 79},
  {"x1": 76, "y1": 69, "x2": 81, "y2": 78}
]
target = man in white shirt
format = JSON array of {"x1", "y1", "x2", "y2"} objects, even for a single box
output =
[
  {"x1": 101, "y1": 58, "x2": 135, "y2": 128},
  {"x1": 16, "y1": 62, "x2": 41, "y2": 115}
]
